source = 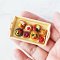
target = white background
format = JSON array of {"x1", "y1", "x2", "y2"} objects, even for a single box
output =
[{"x1": 0, "y1": 0, "x2": 60, "y2": 60}]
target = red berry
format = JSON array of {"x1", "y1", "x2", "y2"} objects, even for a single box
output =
[
  {"x1": 39, "y1": 36, "x2": 44, "y2": 43},
  {"x1": 18, "y1": 29, "x2": 23, "y2": 33},
  {"x1": 33, "y1": 25, "x2": 36, "y2": 31},
  {"x1": 27, "y1": 27, "x2": 30, "y2": 30},
  {"x1": 23, "y1": 32, "x2": 30, "y2": 38}
]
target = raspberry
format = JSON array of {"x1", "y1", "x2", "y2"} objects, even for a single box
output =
[
  {"x1": 23, "y1": 31, "x2": 30, "y2": 38},
  {"x1": 27, "y1": 27, "x2": 30, "y2": 30},
  {"x1": 39, "y1": 36, "x2": 44, "y2": 43}
]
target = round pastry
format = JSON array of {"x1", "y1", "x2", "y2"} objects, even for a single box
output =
[
  {"x1": 15, "y1": 28, "x2": 23, "y2": 36},
  {"x1": 38, "y1": 36, "x2": 45, "y2": 43},
  {"x1": 33, "y1": 24, "x2": 41, "y2": 32},
  {"x1": 18, "y1": 20, "x2": 26, "y2": 29},
  {"x1": 39, "y1": 29, "x2": 47, "y2": 37},
  {"x1": 23, "y1": 31, "x2": 30, "y2": 38},
  {"x1": 24, "y1": 25, "x2": 32, "y2": 32},
  {"x1": 30, "y1": 31, "x2": 38, "y2": 40}
]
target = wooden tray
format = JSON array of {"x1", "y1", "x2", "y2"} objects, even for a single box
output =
[{"x1": 10, "y1": 16, "x2": 51, "y2": 46}]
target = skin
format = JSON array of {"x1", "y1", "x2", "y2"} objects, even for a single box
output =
[{"x1": 13, "y1": 11, "x2": 60, "y2": 60}]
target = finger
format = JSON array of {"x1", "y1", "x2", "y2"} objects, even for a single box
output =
[
  {"x1": 53, "y1": 12, "x2": 60, "y2": 33},
  {"x1": 21, "y1": 11, "x2": 60, "y2": 42},
  {"x1": 14, "y1": 41, "x2": 48, "y2": 60},
  {"x1": 14, "y1": 49, "x2": 31, "y2": 60},
  {"x1": 51, "y1": 25, "x2": 60, "y2": 42},
  {"x1": 46, "y1": 39, "x2": 60, "y2": 60},
  {"x1": 14, "y1": 38, "x2": 54, "y2": 53},
  {"x1": 15, "y1": 47, "x2": 48, "y2": 60},
  {"x1": 31, "y1": 47, "x2": 48, "y2": 60}
]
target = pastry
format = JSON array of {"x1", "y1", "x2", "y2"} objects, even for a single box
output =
[
  {"x1": 33, "y1": 24, "x2": 41, "y2": 32},
  {"x1": 39, "y1": 29, "x2": 47, "y2": 37},
  {"x1": 38, "y1": 36, "x2": 45, "y2": 44},
  {"x1": 15, "y1": 28, "x2": 23, "y2": 36},
  {"x1": 30, "y1": 31, "x2": 38, "y2": 40},
  {"x1": 18, "y1": 20, "x2": 26, "y2": 29}
]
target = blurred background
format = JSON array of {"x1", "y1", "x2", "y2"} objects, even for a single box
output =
[{"x1": 0, "y1": 0, "x2": 60, "y2": 60}]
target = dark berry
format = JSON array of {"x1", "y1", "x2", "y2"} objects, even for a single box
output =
[{"x1": 23, "y1": 31, "x2": 30, "y2": 38}]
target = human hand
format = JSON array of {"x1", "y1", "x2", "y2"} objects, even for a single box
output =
[{"x1": 13, "y1": 11, "x2": 60, "y2": 60}]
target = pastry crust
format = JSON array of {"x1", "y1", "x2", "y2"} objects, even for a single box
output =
[{"x1": 10, "y1": 16, "x2": 51, "y2": 46}]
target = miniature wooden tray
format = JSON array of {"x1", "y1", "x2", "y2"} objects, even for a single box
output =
[{"x1": 10, "y1": 16, "x2": 51, "y2": 46}]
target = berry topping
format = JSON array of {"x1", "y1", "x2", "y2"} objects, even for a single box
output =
[
  {"x1": 27, "y1": 27, "x2": 30, "y2": 30},
  {"x1": 39, "y1": 36, "x2": 44, "y2": 43},
  {"x1": 24, "y1": 25, "x2": 32, "y2": 32},
  {"x1": 23, "y1": 31, "x2": 30, "y2": 38}
]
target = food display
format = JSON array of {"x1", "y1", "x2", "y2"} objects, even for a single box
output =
[{"x1": 10, "y1": 16, "x2": 51, "y2": 46}]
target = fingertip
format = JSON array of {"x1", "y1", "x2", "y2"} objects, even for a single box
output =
[
  {"x1": 20, "y1": 11, "x2": 40, "y2": 20},
  {"x1": 46, "y1": 39, "x2": 60, "y2": 60}
]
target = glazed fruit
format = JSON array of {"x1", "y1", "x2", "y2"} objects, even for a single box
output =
[
  {"x1": 24, "y1": 25, "x2": 32, "y2": 32},
  {"x1": 15, "y1": 28, "x2": 23, "y2": 36},
  {"x1": 33, "y1": 24, "x2": 41, "y2": 32},
  {"x1": 23, "y1": 31, "x2": 30, "y2": 38},
  {"x1": 18, "y1": 20, "x2": 26, "y2": 29},
  {"x1": 30, "y1": 31, "x2": 38, "y2": 40},
  {"x1": 38, "y1": 36, "x2": 44, "y2": 43}
]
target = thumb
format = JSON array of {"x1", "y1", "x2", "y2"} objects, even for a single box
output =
[
  {"x1": 46, "y1": 38, "x2": 60, "y2": 60},
  {"x1": 53, "y1": 12, "x2": 60, "y2": 33}
]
